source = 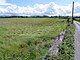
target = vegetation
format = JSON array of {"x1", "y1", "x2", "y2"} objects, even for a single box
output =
[
  {"x1": 0, "y1": 18, "x2": 66, "y2": 60},
  {"x1": 46, "y1": 23, "x2": 75, "y2": 60},
  {"x1": 0, "y1": 16, "x2": 69, "y2": 19},
  {"x1": 75, "y1": 18, "x2": 80, "y2": 22},
  {"x1": 58, "y1": 24, "x2": 75, "y2": 60}
]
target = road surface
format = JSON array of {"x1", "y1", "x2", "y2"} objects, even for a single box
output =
[{"x1": 74, "y1": 21, "x2": 80, "y2": 60}]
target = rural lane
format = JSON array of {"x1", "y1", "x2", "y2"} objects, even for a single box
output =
[{"x1": 74, "y1": 21, "x2": 80, "y2": 60}]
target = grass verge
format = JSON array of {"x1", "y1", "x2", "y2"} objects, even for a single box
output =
[
  {"x1": 45, "y1": 24, "x2": 75, "y2": 60},
  {"x1": 58, "y1": 24, "x2": 75, "y2": 60}
]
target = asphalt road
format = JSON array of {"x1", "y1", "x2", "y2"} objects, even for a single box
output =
[{"x1": 74, "y1": 21, "x2": 80, "y2": 60}]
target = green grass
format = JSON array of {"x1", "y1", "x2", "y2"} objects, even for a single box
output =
[
  {"x1": 46, "y1": 24, "x2": 75, "y2": 60},
  {"x1": 58, "y1": 24, "x2": 75, "y2": 60},
  {"x1": 0, "y1": 18, "x2": 66, "y2": 60},
  {"x1": 75, "y1": 18, "x2": 80, "y2": 22}
]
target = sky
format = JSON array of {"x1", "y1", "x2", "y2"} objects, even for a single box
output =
[
  {"x1": 7, "y1": 0, "x2": 80, "y2": 6},
  {"x1": 0, "y1": 0, "x2": 80, "y2": 16}
]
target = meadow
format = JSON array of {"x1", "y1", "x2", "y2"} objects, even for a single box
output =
[{"x1": 0, "y1": 18, "x2": 66, "y2": 60}]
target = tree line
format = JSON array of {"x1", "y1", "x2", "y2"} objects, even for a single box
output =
[{"x1": 0, "y1": 15, "x2": 79, "y2": 19}]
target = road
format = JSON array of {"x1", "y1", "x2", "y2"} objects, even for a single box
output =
[{"x1": 74, "y1": 21, "x2": 80, "y2": 60}]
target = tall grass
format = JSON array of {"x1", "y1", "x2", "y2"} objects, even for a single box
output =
[
  {"x1": 0, "y1": 18, "x2": 66, "y2": 60},
  {"x1": 46, "y1": 24, "x2": 75, "y2": 60}
]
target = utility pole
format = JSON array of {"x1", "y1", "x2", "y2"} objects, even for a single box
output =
[{"x1": 72, "y1": 1, "x2": 74, "y2": 24}]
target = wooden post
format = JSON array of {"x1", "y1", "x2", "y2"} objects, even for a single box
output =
[{"x1": 72, "y1": 1, "x2": 74, "y2": 24}]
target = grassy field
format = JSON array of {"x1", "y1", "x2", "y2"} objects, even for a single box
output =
[{"x1": 0, "y1": 18, "x2": 66, "y2": 60}]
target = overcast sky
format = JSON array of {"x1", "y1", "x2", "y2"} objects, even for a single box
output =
[{"x1": 0, "y1": 0, "x2": 80, "y2": 16}]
